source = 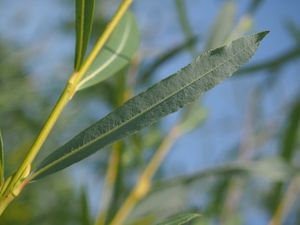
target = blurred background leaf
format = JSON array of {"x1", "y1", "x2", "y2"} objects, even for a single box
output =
[
  {"x1": 78, "y1": 11, "x2": 140, "y2": 90},
  {"x1": 0, "y1": 131, "x2": 4, "y2": 186}
]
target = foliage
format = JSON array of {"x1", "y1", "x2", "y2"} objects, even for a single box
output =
[{"x1": 0, "y1": 0, "x2": 299, "y2": 225}]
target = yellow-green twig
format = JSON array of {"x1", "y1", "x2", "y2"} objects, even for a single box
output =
[
  {"x1": 0, "y1": 193, "x2": 14, "y2": 215},
  {"x1": 0, "y1": 0, "x2": 133, "y2": 214},
  {"x1": 268, "y1": 175, "x2": 300, "y2": 225},
  {"x1": 95, "y1": 143, "x2": 122, "y2": 225}
]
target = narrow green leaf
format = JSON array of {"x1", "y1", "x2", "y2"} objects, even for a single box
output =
[
  {"x1": 74, "y1": 0, "x2": 95, "y2": 70},
  {"x1": 175, "y1": 0, "x2": 197, "y2": 55},
  {"x1": 175, "y1": 0, "x2": 194, "y2": 41},
  {"x1": 0, "y1": 130, "x2": 4, "y2": 186},
  {"x1": 267, "y1": 98, "x2": 300, "y2": 212},
  {"x1": 281, "y1": 98, "x2": 300, "y2": 163},
  {"x1": 33, "y1": 32, "x2": 268, "y2": 180},
  {"x1": 205, "y1": 1, "x2": 236, "y2": 50},
  {"x1": 154, "y1": 157, "x2": 294, "y2": 192},
  {"x1": 77, "y1": 12, "x2": 140, "y2": 90},
  {"x1": 155, "y1": 213, "x2": 200, "y2": 225},
  {"x1": 80, "y1": 188, "x2": 91, "y2": 225}
]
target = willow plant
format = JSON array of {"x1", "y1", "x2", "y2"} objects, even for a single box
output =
[{"x1": 0, "y1": 0, "x2": 268, "y2": 223}]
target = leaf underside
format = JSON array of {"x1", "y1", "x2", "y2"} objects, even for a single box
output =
[
  {"x1": 74, "y1": 0, "x2": 95, "y2": 70},
  {"x1": 78, "y1": 12, "x2": 140, "y2": 90},
  {"x1": 33, "y1": 31, "x2": 269, "y2": 180}
]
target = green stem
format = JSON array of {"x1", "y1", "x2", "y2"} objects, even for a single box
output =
[
  {"x1": 3, "y1": 83, "x2": 74, "y2": 198},
  {"x1": 0, "y1": 0, "x2": 133, "y2": 215},
  {"x1": 0, "y1": 194, "x2": 14, "y2": 215}
]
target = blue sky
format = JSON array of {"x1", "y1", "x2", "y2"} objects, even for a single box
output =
[{"x1": 0, "y1": 0, "x2": 300, "y2": 222}]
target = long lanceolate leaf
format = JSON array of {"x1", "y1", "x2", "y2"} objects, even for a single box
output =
[
  {"x1": 153, "y1": 157, "x2": 294, "y2": 192},
  {"x1": 77, "y1": 12, "x2": 140, "y2": 90},
  {"x1": 0, "y1": 131, "x2": 4, "y2": 186},
  {"x1": 74, "y1": 0, "x2": 95, "y2": 70},
  {"x1": 32, "y1": 32, "x2": 268, "y2": 180}
]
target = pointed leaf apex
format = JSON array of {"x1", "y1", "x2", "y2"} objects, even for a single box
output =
[{"x1": 255, "y1": 30, "x2": 270, "y2": 42}]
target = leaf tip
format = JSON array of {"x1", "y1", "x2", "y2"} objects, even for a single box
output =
[{"x1": 255, "y1": 30, "x2": 270, "y2": 42}]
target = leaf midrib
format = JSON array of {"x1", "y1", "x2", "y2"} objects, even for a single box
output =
[{"x1": 33, "y1": 43, "x2": 250, "y2": 177}]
